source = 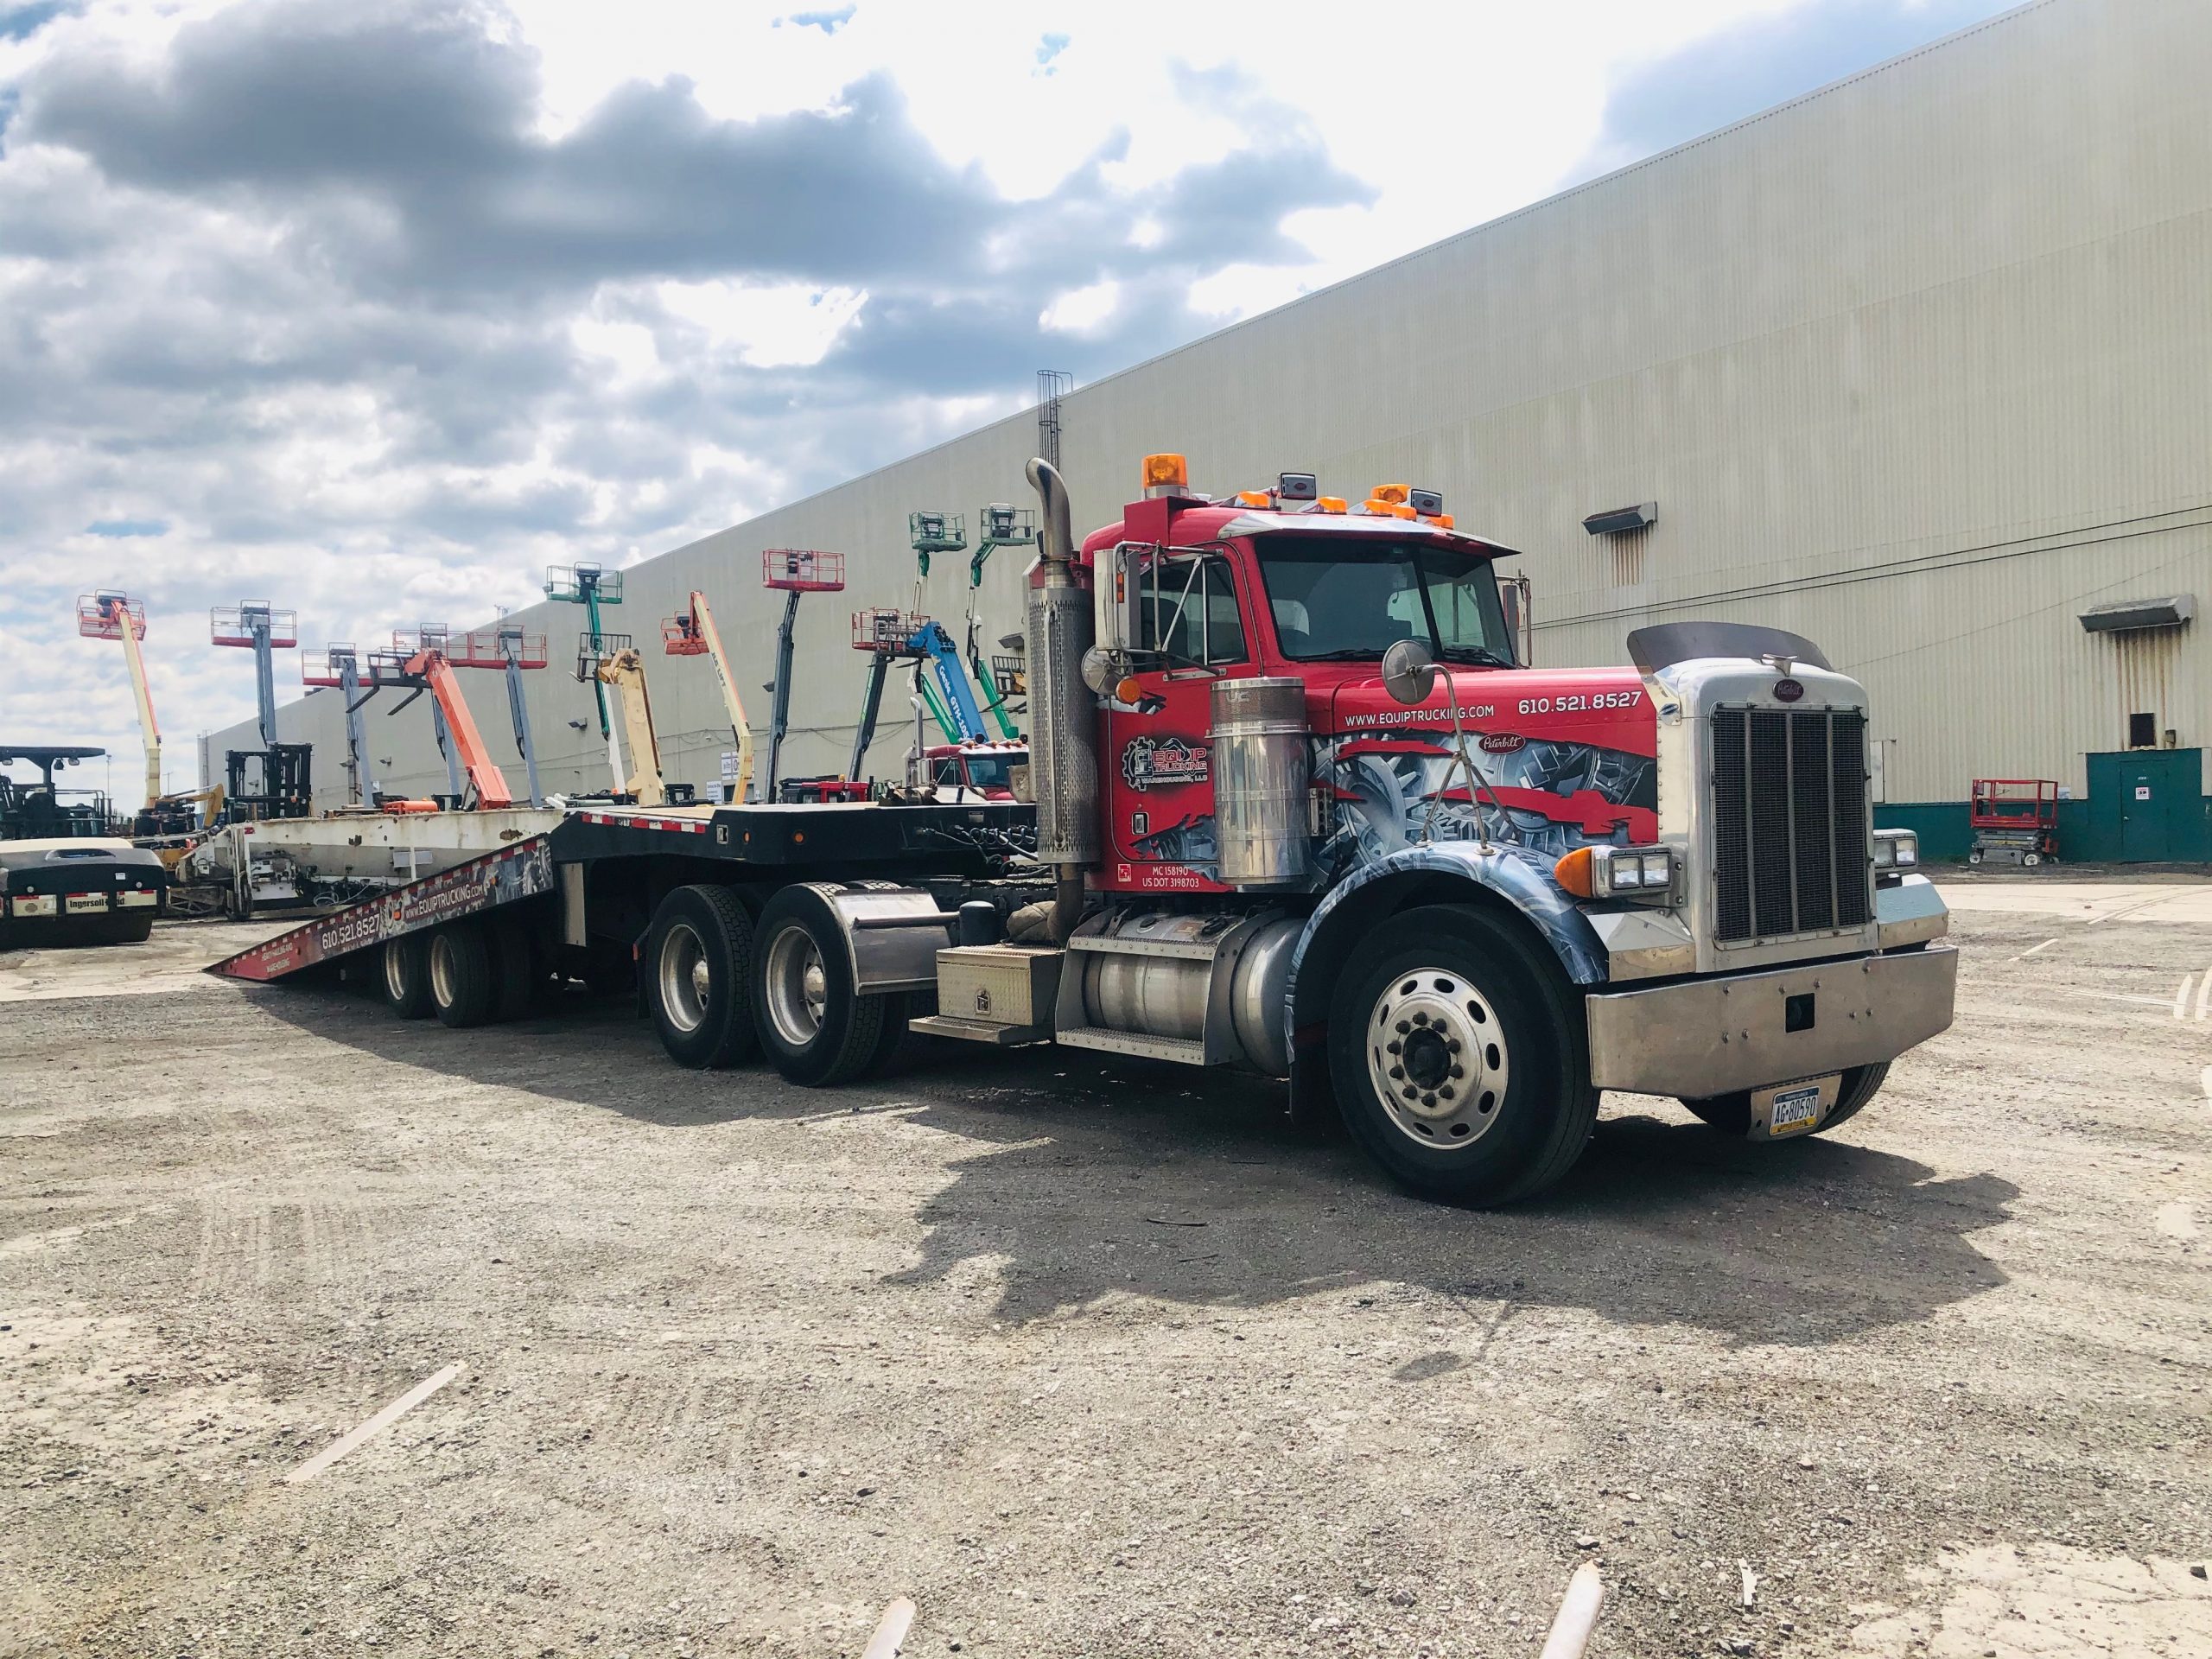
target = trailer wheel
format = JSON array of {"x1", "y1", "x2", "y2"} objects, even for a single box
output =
[
  {"x1": 646, "y1": 885, "x2": 759, "y2": 1069},
  {"x1": 752, "y1": 887, "x2": 892, "y2": 1086},
  {"x1": 1325, "y1": 905, "x2": 1598, "y2": 1206},
  {"x1": 489, "y1": 913, "x2": 537, "y2": 1024},
  {"x1": 383, "y1": 934, "x2": 435, "y2": 1019},
  {"x1": 429, "y1": 923, "x2": 495, "y2": 1029},
  {"x1": 1681, "y1": 1061, "x2": 1889, "y2": 1138}
]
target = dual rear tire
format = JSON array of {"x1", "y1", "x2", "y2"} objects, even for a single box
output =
[
  {"x1": 381, "y1": 917, "x2": 537, "y2": 1028},
  {"x1": 639, "y1": 883, "x2": 901, "y2": 1084}
]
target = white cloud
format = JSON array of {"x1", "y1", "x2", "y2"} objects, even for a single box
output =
[
  {"x1": 652, "y1": 278, "x2": 868, "y2": 368},
  {"x1": 1039, "y1": 277, "x2": 1122, "y2": 337}
]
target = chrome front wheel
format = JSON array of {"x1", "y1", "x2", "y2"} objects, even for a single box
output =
[{"x1": 1364, "y1": 967, "x2": 1511, "y2": 1149}]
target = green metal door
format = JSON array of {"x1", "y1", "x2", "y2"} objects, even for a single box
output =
[{"x1": 2120, "y1": 761, "x2": 2164, "y2": 861}]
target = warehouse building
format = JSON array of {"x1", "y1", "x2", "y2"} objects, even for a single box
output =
[{"x1": 211, "y1": 0, "x2": 2212, "y2": 861}]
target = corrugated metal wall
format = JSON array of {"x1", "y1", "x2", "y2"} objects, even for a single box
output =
[{"x1": 219, "y1": 0, "x2": 2212, "y2": 810}]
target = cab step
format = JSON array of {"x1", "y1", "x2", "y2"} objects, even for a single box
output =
[{"x1": 1052, "y1": 1025, "x2": 1211, "y2": 1065}]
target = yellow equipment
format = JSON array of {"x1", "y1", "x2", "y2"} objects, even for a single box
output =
[
  {"x1": 77, "y1": 592, "x2": 162, "y2": 808},
  {"x1": 592, "y1": 647, "x2": 666, "y2": 807},
  {"x1": 662, "y1": 591, "x2": 753, "y2": 804}
]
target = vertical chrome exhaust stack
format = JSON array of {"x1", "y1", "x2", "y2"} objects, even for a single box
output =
[{"x1": 1024, "y1": 457, "x2": 1097, "y2": 940}]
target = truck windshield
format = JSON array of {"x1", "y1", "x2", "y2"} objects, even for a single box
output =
[{"x1": 1253, "y1": 535, "x2": 1516, "y2": 666}]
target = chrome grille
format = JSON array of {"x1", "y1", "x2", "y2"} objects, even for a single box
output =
[{"x1": 1710, "y1": 706, "x2": 1871, "y2": 944}]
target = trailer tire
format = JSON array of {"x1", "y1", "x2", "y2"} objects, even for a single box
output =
[
  {"x1": 383, "y1": 934, "x2": 435, "y2": 1019},
  {"x1": 489, "y1": 913, "x2": 537, "y2": 1024},
  {"x1": 1681, "y1": 1060, "x2": 1889, "y2": 1138},
  {"x1": 752, "y1": 887, "x2": 892, "y2": 1086},
  {"x1": 1326, "y1": 905, "x2": 1599, "y2": 1207},
  {"x1": 429, "y1": 923, "x2": 496, "y2": 1029},
  {"x1": 646, "y1": 885, "x2": 759, "y2": 1069}
]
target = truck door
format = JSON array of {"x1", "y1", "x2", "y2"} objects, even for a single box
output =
[{"x1": 1103, "y1": 549, "x2": 1254, "y2": 887}]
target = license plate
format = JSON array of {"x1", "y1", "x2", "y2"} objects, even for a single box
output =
[
  {"x1": 1757, "y1": 1076, "x2": 1837, "y2": 1137},
  {"x1": 64, "y1": 893, "x2": 109, "y2": 914}
]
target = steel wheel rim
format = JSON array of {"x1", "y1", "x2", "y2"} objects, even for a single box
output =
[
  {"x1": 429, "y1": 935, "x2": 457, "y2": 1006},
  {"x1": 763, "y1": 924, "x2": 828, "y2": 1047},
  {"x1": 658, "y1": 919, "x2": 710, "y2": 1033},
  {"x1": 385, "y1": 943, "x2": 408, "y2": 1001},
  {"x1": 1365, "y1": 967, "x2": 1510, "y2": 1149}
]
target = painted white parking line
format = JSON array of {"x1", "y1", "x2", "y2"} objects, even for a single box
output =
[
  {"x1": 283, "y1": 1362, "x2": 463, "y2": 1484},
  {"x1": 2154, "y1": 1203, "x2": 2201, "y2": 1242},
  {"x1": 2010, "y1": 937, "x2": 2062, "y2": 962},
  {"x1": 2195, "y1": 969, "x2": 2212, "y2": 1022},
  {"x1": 2176, "y1": 975, "x2": 2196, "y2": 1020},
  {"x1": 2202, "y1": 1065, "x2": 2212, "y2": 1105},
  {"x1": 2081, "y1": 992, "x2": 2177, "y2": 1009}
]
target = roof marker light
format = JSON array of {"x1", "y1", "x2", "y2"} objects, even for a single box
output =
[
  {"x1": 1315, "y1": 496, "x2": 1347, "y2": 514},
  {"x1": 1141, "y1": 453, "x2": 1190, "y2": 496}
]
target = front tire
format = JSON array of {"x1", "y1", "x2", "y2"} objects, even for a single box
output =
[
  {"x1": 1325, "y1": 905, "x2": 1598, "y2": 1206},
  {"x1": 1682, "y1": 1061, "x2": 1889, "y2": 1138},
  {"x1": 752, "y1": 886, "x2": 893, "y2": 1086},
  {"x1": 646, "y1": 885, "x2": 759, "y2": 1069}
]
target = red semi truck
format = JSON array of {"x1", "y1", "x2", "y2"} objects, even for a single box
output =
[{"x1": 215, "y1": 453, "x2": 1955, "y2": 1205}]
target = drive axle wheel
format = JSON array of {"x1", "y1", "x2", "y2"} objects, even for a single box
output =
[
  {"x1": 382, "y1": 933, "x2": 434, "y2": 1019},
  {"x1": 752, "y1": 886, "x2": 895, "y2": 1086},
  {"x1": 1326, "y1": 905, "x2": 1598, "y2": 1206},
  {"x1": 646, "y1": 884, "x2": 758, "y2": 1069}
]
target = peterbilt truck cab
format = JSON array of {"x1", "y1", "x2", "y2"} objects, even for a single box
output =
[{"x1": 912, "y1": 453, "x2": 1957, "y2": 1205}]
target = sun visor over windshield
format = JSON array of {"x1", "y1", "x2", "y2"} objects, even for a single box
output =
[{"x1": 1626, "y1": 622, "x2": 1830, "y2": 677}]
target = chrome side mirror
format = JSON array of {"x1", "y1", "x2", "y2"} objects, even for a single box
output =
[{"x1": 1381, "y1": 638, "x2": 1438, "y2": 706}]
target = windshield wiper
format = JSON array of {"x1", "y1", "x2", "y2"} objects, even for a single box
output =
[
  {"x1": 1290, "y1": 647, "x2": 1397, "y2": 662},
  {"x1": 1437, "y1": 645, "x2": 1512, "y2": 668}
]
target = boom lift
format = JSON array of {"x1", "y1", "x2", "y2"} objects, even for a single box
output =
[
  {"x1": 353, "y1": 628, "x2": 534, "y2": 809},
  {"x1": 845, "y1": 610, "x2": 988, "y2": 784},
  {"x1": 543, "y1": 563, "x2": 627, "y2": 796},
  {"x1": 913, "y1": 505, "x2": 1034, "y2": 741},
  {"x1": 76, "y1": 593, "x2": 162, "y2": 810},
  {"x1": 760, "y1": 550, "x2": 846, "y2": 802},
  {"x1": 212, "y1": 602, "x2": 309, "y2": 818},
  {"x1": 304, "y1": 644, "x2": 381, "y2": 805},
  {"x1": 662, "y1": 591, "x2": 753, "y2": 804},
  {"x1": 579, "y1": 639, "x2": 666, "y2": 808}
]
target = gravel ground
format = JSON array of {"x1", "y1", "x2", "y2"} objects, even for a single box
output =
[{"x1": 3, "y1": 890, "x2": 2208, "y2": 1658}]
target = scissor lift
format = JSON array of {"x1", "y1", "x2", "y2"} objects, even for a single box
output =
[{"x1": 1968, "y1": 778, "x2": 2059, "y2": 868}]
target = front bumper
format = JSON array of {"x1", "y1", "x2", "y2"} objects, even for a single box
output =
[{"x1": 1583, "y1": 944, "x2": 1958, "y2": 1097}]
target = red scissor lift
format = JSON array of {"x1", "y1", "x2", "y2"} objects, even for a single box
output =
[{"x1": 1968, "y1": 779, "x2": 2059, "y2": 868}]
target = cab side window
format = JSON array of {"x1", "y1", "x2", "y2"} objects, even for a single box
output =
[{"x1": 1138, "y1": 556, "x2": 1247, "y2": 667}]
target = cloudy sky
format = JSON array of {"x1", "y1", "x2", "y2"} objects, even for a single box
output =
[{"x1": 0, "y1": 0, "x2": 2012, "y2": 794}]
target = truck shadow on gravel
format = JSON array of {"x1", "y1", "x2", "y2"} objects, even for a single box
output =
[{"x1": 251, "y1": 983, "x2": 2015, "y2": 1346}]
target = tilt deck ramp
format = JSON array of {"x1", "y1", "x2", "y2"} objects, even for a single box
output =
[
  {"x1": 206, "y1": 799, "x2": 1038, "y2": 985},
  {"x1": 208, "y1": 832, "x2": 558, "y2": 982}
]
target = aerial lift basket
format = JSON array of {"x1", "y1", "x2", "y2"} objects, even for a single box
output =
[
  {"x1": 211, "y1": 605, "x2": 298, "y2": 649},
  {"x1": 77, "y1": 593, "x2": 147, "y2": 640},
  {"x1": 763, "y1": 549, "x2": 846, "y2": 592}
]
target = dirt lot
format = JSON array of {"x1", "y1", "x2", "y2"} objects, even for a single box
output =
[{"x1": 3, "y1": 884, "x2": 2208, "y2": 1658}]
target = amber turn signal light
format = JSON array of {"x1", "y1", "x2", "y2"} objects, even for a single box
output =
[{"x1": 1554, "y1": 847, "x2": 1595, "y2": 898}]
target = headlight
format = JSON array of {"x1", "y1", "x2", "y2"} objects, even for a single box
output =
[
  {"x1": 1555, "y1": 844, "x2": 1678, "y2": 903},
  {"x1": 1872, "y1": 829, "x2": 1918, "y2": 871}
]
